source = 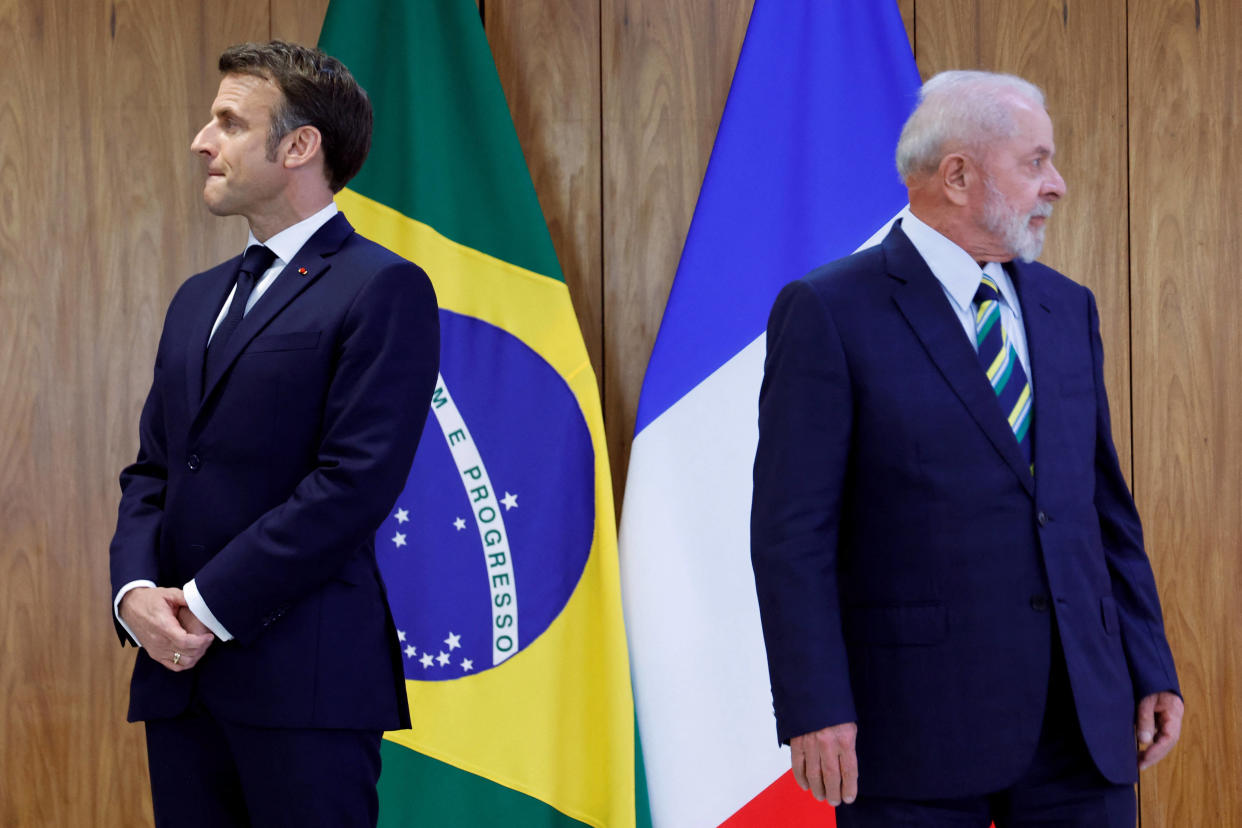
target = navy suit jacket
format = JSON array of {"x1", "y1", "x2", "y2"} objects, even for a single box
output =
[
  {"x1": 110, "y1": 212, "x2": 438, "y2": 732},
  {"x1": 751, "y1": 221, "x2": 1178, "y2": 798}
]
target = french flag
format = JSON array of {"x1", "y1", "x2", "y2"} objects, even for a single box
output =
[{"x1": 619, "y1": 3, "x2": 920, "y2": 825}]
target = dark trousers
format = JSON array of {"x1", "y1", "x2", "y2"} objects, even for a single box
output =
[
  {"x1": 836, "y1": 639, "x2": 1136, "y2": 828},
  {"x1": 145, "y1": 702, "x2": 382, "y2": 828}
]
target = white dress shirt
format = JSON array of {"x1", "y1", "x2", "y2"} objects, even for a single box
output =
[
  {"x1": 900, "y1": 210, "x2": 1031, "y2": 378},
  {"x1": 114, "y1": 202, "x2": 339, "y2": 647}
]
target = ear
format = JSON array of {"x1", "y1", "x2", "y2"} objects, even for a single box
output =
[
  {"x1": 939, "y1": 153, "x2": 973, "y2": 206},
  {"x1": 280, "y1": 125, "x2": 323, "y2": 171}
]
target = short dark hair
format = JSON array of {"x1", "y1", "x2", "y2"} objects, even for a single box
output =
[{"x1": 219, "y1": 40, "x2": 372, "y2": 193}]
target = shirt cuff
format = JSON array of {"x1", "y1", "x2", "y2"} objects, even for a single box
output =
[
  {"x1": 114, "y1": 580, "x2": 157, "y2": 647},
  {"x1": 184, "y1": 579, "x2": 234, "y2": 642}
]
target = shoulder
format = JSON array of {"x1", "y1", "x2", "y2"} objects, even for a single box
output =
[
  {"x1": 1019, "y1": 258, "x2": 1085, "y2": 294},
  {"x1": 1015, "y1": 258, "x2": 1096, "y2": 317},
  {"x1": 774, "y1": 242, "x2": 890, "y2": 318}
]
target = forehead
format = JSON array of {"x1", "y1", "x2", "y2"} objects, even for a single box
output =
[
  {"x1": 210, "y1": 73, "x2": 281, "y2": 115},
  {"x1": 1000, "y1": 97, "x2": 1055, "y2": 152}
]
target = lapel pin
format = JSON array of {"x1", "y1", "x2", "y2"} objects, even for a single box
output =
[{"x1": 297, "y1": 267, "x2": 308, "y2": 275}]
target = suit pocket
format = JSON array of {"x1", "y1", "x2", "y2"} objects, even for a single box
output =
[
  {"x1": 1100, "y1": 595, "x2": 1120, "y2": 635},
  {"x1": 247, "y1": 331, "x2": 321, "y2": 353},
  {"x1": 845, "y1": 602, "x2": 947, "y2": 646}
]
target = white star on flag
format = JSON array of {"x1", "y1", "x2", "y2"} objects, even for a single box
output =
[
  {"x1": 420, "y1": 653, "x2": 434, "y2": 669},
  {"x1": 461, "y1": 659, "x2": 473, "y2": 672},
  {"x1": 437, "y1": 651, "x2": 451, "y2": 666},
  {"x1": 501, "y1": 491, "x2": 518, "y2": 511},
  {"x1": 392, "y1": 532, "x2": 407, "y2": 548},
  {"x1": 444, "y1": 632, "x2": 461, "y2": 651},
  {"x1": 397, "y1": 630, "x2": 406, "y2": 642},
  {"x1": 453, "y1": 516, "x2": 466, "y2": 531},
  {"x1": 404, "y1": 645, "x2": 416, "y2": 659},
  {"x1": 394, "y1": 508, "x2": 410, "y2": 524}
]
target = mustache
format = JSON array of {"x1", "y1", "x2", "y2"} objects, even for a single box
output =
[{"x1": 1030, "y1": 202, "x2": 1053, "y2": 220}]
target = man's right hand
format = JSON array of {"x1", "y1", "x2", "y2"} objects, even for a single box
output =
[
  {"x1": 791, "y1": 721, "x2": 859, "y2": 806},
  {"x1": 118, "y1": 587, "x2": 214, "y2": 671}
]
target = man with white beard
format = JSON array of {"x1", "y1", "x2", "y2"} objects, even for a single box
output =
[{"x1": 751, "y1": 70, "x2": 1182, "y2": 827}]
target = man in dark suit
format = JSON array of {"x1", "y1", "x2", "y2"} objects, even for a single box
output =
[
  {"x1": 109, "y1": 41, "x2": 438, "y2": 827},
  {"x1": 751, "y1": 70, "x2": 1181, "y2": 826}
]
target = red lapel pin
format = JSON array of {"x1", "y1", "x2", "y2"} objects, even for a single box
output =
[{"x1": 297, "y1": 267, "x2": 308, "y2": 275}]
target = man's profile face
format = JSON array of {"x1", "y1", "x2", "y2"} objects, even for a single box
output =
[
  {"x1": 973, "y1": 100, "x2": 1066, "y2": 262},
  {"x1": 190, "y1": 73, "x2": 289, "y2": 222}
]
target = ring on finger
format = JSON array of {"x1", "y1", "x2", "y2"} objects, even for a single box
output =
[{"x1": 173, "y1": 652, "x2": 182, "y2": 665}]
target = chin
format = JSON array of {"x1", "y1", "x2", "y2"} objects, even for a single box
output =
[{"x1": 201, "y1": 191, "x2": 234, "y2": 217}]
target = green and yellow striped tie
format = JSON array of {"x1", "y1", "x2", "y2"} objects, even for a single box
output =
[{"x1": 974, "y1": 273, "x2": 1033, "y2": 473}]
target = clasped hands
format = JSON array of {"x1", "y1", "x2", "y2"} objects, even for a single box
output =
[
  {"x1": 118, "y1": 586, "x2": 214, "y2": 672},
  {"x1": 791, "y1": 691, "x2": 1183, "y2": 806}
]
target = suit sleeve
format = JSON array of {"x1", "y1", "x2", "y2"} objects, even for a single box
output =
[
  {"x1": 1087, "y1": 289, "x2": 1179, "y2": 699},
  {"x1": 751, "y1": 279, "x2": 857, "y2": 744},
  {"x1": 193, "y1": 260, "x2": 440, "y2": 644}
]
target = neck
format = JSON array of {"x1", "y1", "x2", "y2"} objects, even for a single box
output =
[
  {"x1": 908, "y1": 204, "x2": 1010, "y2": 264},
  {"x1": 247, "y1": 194, "x2": 333, "y2": 242}
]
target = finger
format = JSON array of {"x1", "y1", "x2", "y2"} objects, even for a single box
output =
[
  {"x1": 159, "y1": 650, "x2": 189, "y2": 672},
  {"x1": 819, "y1": 740, "x2": 842, "y2": 805},
  {"x1": 1140, "y1": 715, "x2": 1182, "y2": 770},
  {"x1": 791, "y1": 739, "x2": 810, "y2": 792},
  {"x1": 1139, "y1": 736, "x2": 1174, "y2": 770},
  {"x1": 839, "y1": 743, "x2": 859, "y2": 804},
  {"x1": 1135, "y1": 696, "x2": 1156, "y2": 747},
  {"x1": 168, "y1": 629, "x2": 215, "y2": 654}
]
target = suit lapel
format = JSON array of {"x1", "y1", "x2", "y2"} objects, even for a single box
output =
[
  {"x1": 884, "y1": 224, "x2": 1035, "y2": 497},
  {"x1": 1007, "y1": 259, "x2": 1056, "y2": 492},
  {"x1": 196, "y1": 212, "x2": 355, "y2": 411},
  {"x1": 184, "y1": 260, "x2": 240, "y2": 417}
]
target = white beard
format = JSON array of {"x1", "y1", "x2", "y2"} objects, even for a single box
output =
[{"x1": 982, "y1": 178, "x2": 1052, "y2": 262}]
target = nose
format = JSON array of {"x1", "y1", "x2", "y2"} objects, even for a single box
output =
[
  {"x1": 190, "y1": 122, "x2": 214, "y2": 157},
  {"x1": 1043, "y1": 162, "x2": 1066, "y2": 201}
]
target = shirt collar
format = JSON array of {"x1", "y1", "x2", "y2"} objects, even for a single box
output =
[
  {"x1": 244, "y1": 201, "x2": 339, "y2": 265},
  {"x1": 901, "y1": 211, "x2": 986, "y2": 314}
]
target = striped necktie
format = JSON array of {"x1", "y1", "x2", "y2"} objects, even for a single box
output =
[{"x1": 973, "y1": 273, "x2": 1033, "y2": 473}]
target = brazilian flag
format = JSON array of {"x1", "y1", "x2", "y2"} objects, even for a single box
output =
[{"x1": 319, "y1": 2, "x2": 646, "y2": 826}]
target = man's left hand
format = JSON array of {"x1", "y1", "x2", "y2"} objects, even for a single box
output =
[{"x1": 1137, "y1": 691, "x2": 1184, "y2": 770}]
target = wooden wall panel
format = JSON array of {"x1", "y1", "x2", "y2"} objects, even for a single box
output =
[
  {"x1": 601, "y1": 0, "x2": 753, "y2": 507},
  {"x1": 485, "y1": 0, "x2": 604, "y2": 394},
  {"x1": 1129, "y1": 1, "x2": 1242, "y2": 824},
  {"x1": 0, "y1": 1, "x2": 269, "y2": 824},
  {"x1": 915, "y1": 0, "x2": 1133, "y2": 475},
  {"x1": 2, "y1": 2, "x2": 1238, "y2": 825},
  {"x1": 272, "y1": 0, "x2": 328, "y2": 45}
]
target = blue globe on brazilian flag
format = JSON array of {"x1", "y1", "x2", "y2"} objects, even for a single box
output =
[{"x1": 318, "y1": 2, "x2": 646, "y2": 826}]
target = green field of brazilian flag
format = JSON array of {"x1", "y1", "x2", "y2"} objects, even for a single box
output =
[{"x1": 318, "y1": 1, "x2": 648, "y2": 826}]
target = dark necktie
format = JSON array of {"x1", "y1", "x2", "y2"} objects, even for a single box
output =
[
  {"x1": 204, "y1": 244, "x2": 277, "y2": 385},
  {"x1": 973, "y1": 273, "x2": 1034, "y2": 473}
]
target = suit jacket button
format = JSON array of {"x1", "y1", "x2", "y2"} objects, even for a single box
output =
[
  {"x1": 1030, "y1": 595, "x2": 1050, "y2": 612},
  {"x1": 1036, "y1": 511, "x2": 1049, "y2": 526},
  {"x1": 187, "y1": 454, "x2": 201, "y2": 472}
]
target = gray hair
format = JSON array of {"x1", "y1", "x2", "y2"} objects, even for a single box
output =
[{"x1": 895, "y1": 70, "x2": 1046, "y2": 182}]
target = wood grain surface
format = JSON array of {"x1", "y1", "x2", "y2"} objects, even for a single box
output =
[
  {"x1": 1, "y1": 1, "x2": 1236, "y2": 824},
  {"x1": 1129, "y1": 0, "x2": 1242, "y2": 823}
]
